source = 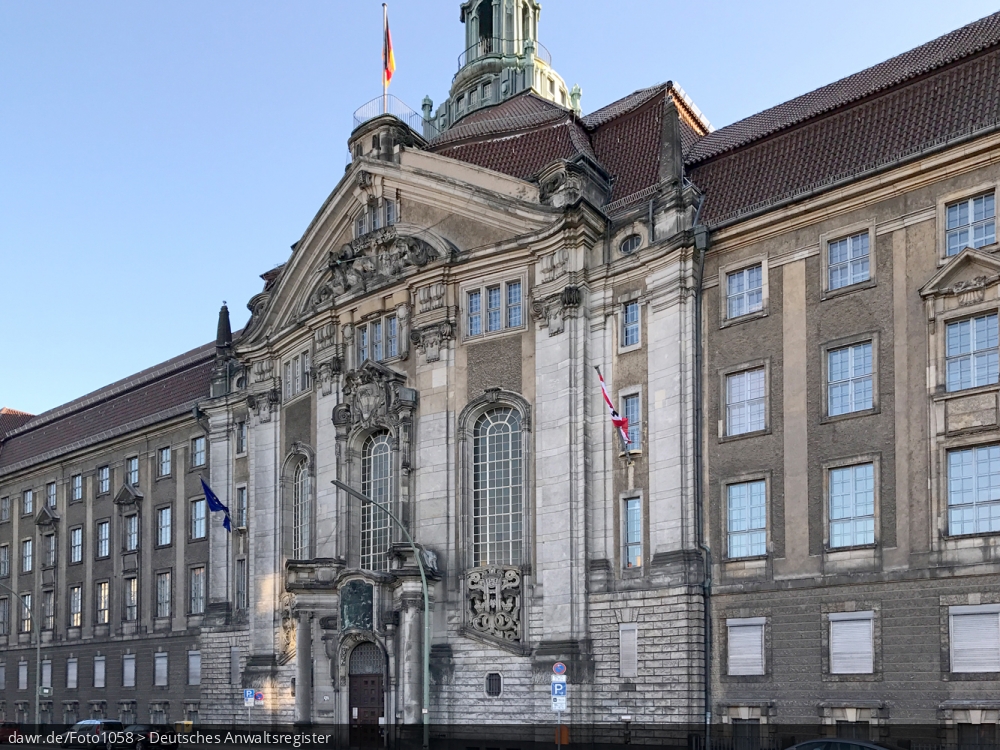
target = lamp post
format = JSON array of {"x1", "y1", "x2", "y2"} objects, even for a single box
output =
[
  {"x1": 0, "y1": 581, "x2": 42, "y2": 726},
  {"x1": 331, "y1": 479, "x2": 431, "y2": 750}
]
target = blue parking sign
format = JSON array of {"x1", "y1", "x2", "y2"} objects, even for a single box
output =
[{"x1": 551, "y1": 682, "x2": 567, "y2": 697}]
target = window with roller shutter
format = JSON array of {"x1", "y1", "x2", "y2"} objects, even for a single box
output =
[
  {"x1": 949, "y1": 604, "x2": 1000, "y2": 673},
  {"x1": 619, "y1": 623, "x2": 638, "y2": 678},
  {"x1": 829, "y1": 611, "x2": 874, "y2": 674},
  {"x1": 727, "y1": 618, "x2": 765, "y2": 675}
]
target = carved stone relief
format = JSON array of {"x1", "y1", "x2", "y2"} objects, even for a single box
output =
[
  {"x1": 278, "y1": 591, "x2": 297, "y2": 665},
  {"x1": 316, "y1": 358, "x2": 341, "y2": 396},
  {"x1": 467, "y1": 566, "x2": 521, "y2": 643},
  {"x1": 529, "y1": 286, "x2": 582, "y2": 336},
  {"x1": 540, "y1": 249, "x2": 569, "y2": 282},
  {"x1": 325, "y1": 227, "x2": 439, "y2": 298},
  {"x1": 252, "y1": 360, "x2": 274, "y2": 383},
  {"x1": 410, "y1": 322, "x2": 455, "y2": 363},
  {"x1": 314, "y1": 322, "x2": 337, "y2": 350},
  {"x1": 418, "y1": 282, "x2": 446, "y2": 313}
]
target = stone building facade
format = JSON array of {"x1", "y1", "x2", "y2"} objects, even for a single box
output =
[{"x1": 3, "y1": 2, "x2": 1000, "y2": 742}]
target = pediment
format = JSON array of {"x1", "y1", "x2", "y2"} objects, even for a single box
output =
[
  {"x1": 920, "y1": 247, "x2": 1000, "y2": 299},
  {"x1": 114, "y1": 482, "x2": 143, "y2": 506},
  {"x1": 34, "y1": 505, "x2": 60, "y2": 527}
]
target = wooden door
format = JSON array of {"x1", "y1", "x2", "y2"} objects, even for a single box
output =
[{"x1": 349, "y1": 673, "x2": 383, "y2": 747}]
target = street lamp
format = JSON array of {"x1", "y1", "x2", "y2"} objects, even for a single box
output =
[
  {"x1": 331, "y1": 479, "x2": 431, "y2": 750},
  {"x1": 0, "y1": 581, "x2": 42, "y2": 726}
]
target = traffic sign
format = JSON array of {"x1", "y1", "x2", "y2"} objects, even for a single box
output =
[
  {"x1": 551, "y1": 674, "x2": 566, "y2": 683},
  {"x1": 552, "y1": 662, "x2": 567, "y2": 675},
  {"x1": 551, "y1": 682, "x2": 567, "y2": 697},
  {"x1": 551, "y1": 695, "x2": 567, "y2": 712},
  {"x1": 254, "y1": 691, "x2": 264, "y2": 706},
  {"x1": 243, "y1": 689, "x2": 254, "y2": 707}
]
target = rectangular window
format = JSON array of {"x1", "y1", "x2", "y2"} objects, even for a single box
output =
[
  {"x1": 828, "y1": 231, "x2": 870, "y2": 290},
  {"x1": 69, "y1": 586, "x2": 82, "y2": 628},
  {"x1": 727, "y1": 264, "x2": 763, "y2": 319},
  {"x1": 187, "y1": 651, "x2": 201, "y2": 686},
  {"x1": 21, "y1": 540, "x2": 32, "y2": 573},
  {"x1": 122, "y1": 654, "x2": 135, "y2": 688},
  {"x1": 946, "y1": 313, "x2": 999, "y2": 392},
  {"x1": 357, "y1": 327, "x2": 369, "y2": 363},
  {"x1": 829, "y1": 463, "x2": 875, "y2": 547},
  {"x1": 301, "y1": 350, "x2": 310, "y2": 389},
  {"x1": 622, "y1": 301, "x2": 640, "y2": 347},
  {"x1": 96, "y1": 582, "x2": 109, "y2": 625},
  {"x1": 124, "y1": 578, "x2": 138, "y2": 622},
  {"x1": 236, "y1": 558, "x2": 249, "y2": 610},
  {"x1": 623, "y1": 497, "x2": 641, "y2": 569},
  {"x1": 0, "y1": 598, "x2": 8, "y2": 635},
  {"x1": 0, "y1": 545, "x2": 8, "y2": 577},
  {"x1": 726, "y1": 368, "x2": 766, "y2": 435},
  {"x1": 829, "y1": 611, "x2": 874, "y2": 674},
  {"x1": 235, "y1": 487, "x2": 247, "y2": 529},
  {"x1": 42, "y1": 590, "x2": 54, "y2": 630},
  {"x1": 191, "y1": 499, "x2": 206, "y2": 539},
  {"x1": 386, "y1": 315, "x2": 398, "y2": 358},
  {"x1": 191, "y1": 437, "x2": 206, "y2": 468},
  {"x1": 371, "y1": 319, "x2": 383, "y2": 362},
  {"x1": 71, "y1": 474, "x2": 82, "y2": 501},
  {"x1": 507, "y1": 281, "x2": 522, "y2": 328},
  {"x1": 619, "y1": 623, "x2": 638, "y2": 678},
  {"x1": 126, "y1": 457, "x2": 139, "y2": 486},
  {"x1": 950, "y1": 605, "x2": 1000, "y2": 672},
  {"x1": 69, "y1": 527, "x2": 81, "y2": 564},
  {"x1": 20, "y1": 594, "x2": 31, "y2": 633},
  {"x1": 94, "y1": 656, "x2": 106, "y2": 688},
  {"x1": 948, "y1": 445, "x2": 1000, "y2": 535},
  {"x1": 727, "y1": 618, "x2": 766, "y2": 675},
  {"x1": 154, "y1": 653, "x2": 168, "y2": 687},
  {"x1": 157, "y1": 507, "x2": 172, "y2": 546},
  {"x1": 235, "y1": 422, "x2": 247, "y2": 454},
  {"x1": 828, "y1": 341, "x2": 873, "y2": 415},
  {"x1": 98, "y1": 466, "x2": 110, "y2": 494},
  {"x1": 0, "y1": 496, "x2": 8, "y2": 521},
  {"x1": 486, "y1": 285, "x2": 502, "y2": 332},
  {"x1": 18, "y1": 661, "x2": 27, "y2": 690},
  {"x1": 622, "y1": 393, "x2": 641, "y2": 449},
  {"x1": 158, "y1": 447, "x2": 171, "y2": 477},
  {"x1": 947, "y1": 192, "x2": 996, "y2": 256},
  {"x1": 155, "y1": 572, "x2": 171, "y2": 618},
  {"x1": 46, "y1": 482, "x2": 56, "y2": 508},
  {"x1": 124, "y1": 514, "x2": 139, "y2": 552},
  {"x1": 468, "y1": 290, "x2": 482, "y2": 336},
  {"x1": 41, "y1": 660, "x2": 51, "y2": 689},
  {"x1": 22, "y1": 489, "x2": 33, "y2": 515},
  {"x1": 190, "y1": 567, "x2": 206, "y2": 614},
  {"x1": 44, "y1": 533, "x2": 56, "y2": 567},
  {"x1": 355, "y1": 213, "x2": 366, "y2": 237},
  {"x1": 384, "y1": 198, "x2": 396, "y2": 226},
  {"x1": 97, "y1": 520, "x2": 109, "y2": 558},
  {"x1": 728, "y1": 480, "x2": 767, "y2": 558},
  {"x1": 66, "y1": 658, "x2": 78, "y2": 690}
]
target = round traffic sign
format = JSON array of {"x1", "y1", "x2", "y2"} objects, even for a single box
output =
[{"x1": 552, "y1": 662, "x2": 567, "y2": 675}]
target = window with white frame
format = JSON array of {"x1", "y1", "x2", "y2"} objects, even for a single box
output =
[
  {"x1": 96, "y1": 520, "x2": 109, "y2": 558},
  {"x1": 828, "y1": 232, "x2": 870, "y2": 290},
  {"x1": 122, "y1": 654, "x2": 136, "y2": 688},
  {"x1": 70, "y1": 527, "x2": 82, "y2": 563},
  {"x1": 22, "y1": 489, "x2": 33, "y2": 515},
  {"x1": 727, "y1": 618, "x2": 765, "y2": 675},
  {"x1": 622, "y1": 301, "x2": 640, "y2": 347},
  {"x1": 726, "y1": 368, "x2": 765, "y2": 435},
  {"x1": 124, "y1": 514, "x2": 139, "y2": 552},
  {"x1": 622, "y1": 393, "x2": 641, "y2": 449},
  {"x1": 97, "y1": 466, "x2": 110, "y2": 494},
  {"x1": 727, "y1": 480, "x2": 766, "y2": 558},
  {"x1": 189, "y1": 567, "x2": 205, "y2": 614},
  {"x1": 357, "y1": 314, "x2": 399, "y2": 363},
  {"x1": 949, "y1": 604, "x2": 1000, "y2": 672},
  {"x1": 0, "y1": 545, "x2": 6, "y2": 578},
  {"x1": 20, "y1": 540, "x2": 32, "y2": 573},
  {"x1": 829, "y1": 463, "x2": 875, "y2": 547},
  {"x1": 619, "y1": 623, "x2": 638, "y2": 678},
  {"x1": 726, "y1": 264, "x2": 763, "y2": 319},
  {"x1": 472, "y1": 409, "x2": 524, "y2": 567},
  {"x1": 154, "y1": 652, "x2": 168, "y2": 687},
  {"x1": 360, "y1": 433, "x2": 392, "y2": 571},
  {"x1": 235, "y1": 487, "x2": 248, "y2": 529},
  {"x1": 43, "y1": 533, "x2": 56, "y2": 567},
  {"x1": 19, "y1": 594, "x2": 31, "y2": 633},
  {"x1": 292, "y1": 463, "x2": 311, "y2": 559},
  {"x1": 155, "y1": 572, "x2": 171, "y2": 618},
  {"x1": 42, "y1": 590, "x2": 54, "y2": 630},
  {"x1": 69, "y1": 586, "x2": 82, "y2": 628},
  {"x1": 948, "y1": 445, "x2": 1000, "y2": 536},
  {"x1": 66, "y1": 658, "x2": 78, "y2": 690},
  {"x1": 620, "y1": 234, "x2": 641, "y2": 255},
  {"x1": 123, "y1": 578, "x2": 138, "y2": 622},
  {"x1": 353, "y1": 198, "x2": 397, "y2": 237},
  {"x1": 829, "y1": 611, "x2": 874, "y2": 674},
  {"x1": 191, "y1": 499, "x2": 206, "y2": 540},
  {"x1": 71, "y1": 474, "x2": 82, "y2": 502},
  {"x1": 282, "y1": 350, "x2": 311, "y2": 400},
  {"x1": 96, "y1": 582, "x2": 109, "y2": 625},
  {"x1": 46, "y1": 482, "x2": 56, "y2": 508},
  {"x1": 156, "y1": 507, "x2": 171, "y2": 547},
  {"x1": 126, "y1": 457, "x2": 139, "y2": 487},
  {"x1": 158, "y1": 447, "x2": 171, "y2": 477},
  {"x1": 190, "y1": 437, "x2": 206, "y2": 468},
  {"x1": 235, "y1": 421, "x2": 247, "y2": 454},
  {"x1": 828, "y1": 342, "x2": 873, "y2": 415},
  {"x1": 93, "y1": 656, "x2": 105, "y2": 688},
  {"x1": 623, "y1": 497, "x2": 641, "y2": 569},
  {"x1": 187, "y1": 651, "x2": 201, "y2": 686},
  {"x1": 946, "y1": 313, "x2": 999, "y2": 392},
  {"x1": 467, "y1": 280, "x2": 523, "y2": 338},
  {"x1": 946, "y1": 192, "x2": 996, "y2": 256}
]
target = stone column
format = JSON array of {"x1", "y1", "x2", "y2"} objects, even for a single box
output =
[
  {"x1": 398, "y1": 590, "x2": 423, "y2": 724},
  {"x1": 208, "y1": 410, "x2": 231, "y2": 605},
  {"x1": 296, "y1": 611, "x2": 312, "y2": 723},
  {"x1": 250, "y1": 399, "x2": 280, "y2": 657}
]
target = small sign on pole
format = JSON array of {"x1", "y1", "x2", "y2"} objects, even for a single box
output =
[
  {"x1": 254, "y1": 691, "x2": 264, "y2": 707},
  {"x1": 243, "y1": 689, "x2": 254, "y2": 707}
]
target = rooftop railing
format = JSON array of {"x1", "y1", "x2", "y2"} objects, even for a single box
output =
[
  {"x1": 457, "y1": 36, "x2": 551, "y2": 70},
  {"x1": 352, "y1": 94, "x2": 429, "y2": 134}
]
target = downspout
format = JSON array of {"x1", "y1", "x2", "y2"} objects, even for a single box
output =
[{"x1": 692, "y1": 195, "x2": 712, "y2": 749}]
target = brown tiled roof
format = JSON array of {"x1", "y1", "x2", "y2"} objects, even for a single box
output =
[
  {"x1": 689, "y1": 44, "x2": 1000, "y2": 225},
  {"x1": 429, "y1": 92, "x2": 570, "y2": 149},
  {"x1": 686, "y1": 10, "x2": 1000, "y2": 164},
  {"x1": 0, "y1": 343, "x2": 214, "y2": 474},
  {"x1": 582, "y1": 85, "x2": 664, "y2": 129},
  {"x1": 0, "y1": 409, "x2": 33, "y2": 438}
]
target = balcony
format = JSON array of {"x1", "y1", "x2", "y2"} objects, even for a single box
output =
[
  {"x1": 352, "y1": 95, "x2": 427, "y2": 134},
  {"x1": 457, "y1": 36, "x2": 551, "y2": 70}
]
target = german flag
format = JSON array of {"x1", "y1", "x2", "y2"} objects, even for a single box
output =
[{"x1": 383, "y1": 5, "x2": 396, "y2": 87}]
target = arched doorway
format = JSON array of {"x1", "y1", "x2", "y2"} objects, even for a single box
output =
[{"x1": 349, "y1": 642, "x2": 384, "y2": 745}]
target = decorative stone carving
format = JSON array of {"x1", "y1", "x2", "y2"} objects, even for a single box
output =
[
  {"x1": 278, "y1": 591, "x2": 297, "y2": 665},
  {"x1": 528, "y1": 286, "x2": 583, "y2": 336},
  {"x1": 540, "y1": 249, "x2": 569, "y2": 282},
  {"x1": 342, "y1": 324, "x2": 356, "y2": 371},
  {"x1": 314, "y1": 321, "x2": 336, "y2": 351},
  {"x1": 467, "y1": 566, "x2": 521, "y2": 643},
  {"x1": 324, "y1": 227, "x2": 440, "y2": 298},
  {"x1": 411, "y1": 322, "x2": 455, "y2": 363},
  {"x1": 244, "y1": 292, "x2": 270, "y2": 336},
  {"x1": 396, "y1": 302, "x2": 411, "y2": 360},
  {"x1": 316, "y1": 359, "x2": 341, "y2": 397},
  {"x1": 246, "y1": 389, "x2": 279, "y2": 424},
  {"x1": 948, "y1": 275, "x2": 994, "y2": 306},
  {"x1": 418, "y1": 282, "x2": 446, "y2": 313},
  {"x1": 252, "y1": 359, "x2": 274, "y2": 383},
  {"x1": 336, "y1": 632, "x2": 380, "y2": 686}
]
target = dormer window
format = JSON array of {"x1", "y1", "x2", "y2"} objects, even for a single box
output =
[{"x1": 354, "y1": 199, "x2": 398, "y2": 238}]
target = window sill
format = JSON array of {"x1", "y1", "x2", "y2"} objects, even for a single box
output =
[
  {"x1": 820, "y1": 406, "x2": 879, "y2": 425},
  {"x1": 821, "y1": 277, "x2": 876, "y2": 301},
  {"x1": 722, "y1": 554, "x2": 768, "y2": 564},
  {"x1": 938, "y1": 240, "x2": 1000, "y2": 266},
  {"x1": 720, "y1": 309, "x2": 768, "y2": 330},
  {"x1": 281, "y1": 389, "x2": 312, "y2": 408},
  {"x1": 618, "y1": 343, "x2": 643, "y2": 355},
  {"x1": 154, "y1": 544, "x2": 173, "y2": 551},
  {"x1": 463, "y1": 326, "x2": 526, "y2": 344},
  {"x1": 941, "y1": 530, "x2": 1000, "y2": 542},
  {"x1": 824, "y1": 543, "x2": 877, "y2": 554},
  {"x1": 719, "y1": 428, "x2": 770, "y2": 444},
  {"x1": 933, "y1": 382, "x2": 1000, "y2": 402},
  {"x1": 155, "y1": 474, "x2": 172, "y2": 482}
]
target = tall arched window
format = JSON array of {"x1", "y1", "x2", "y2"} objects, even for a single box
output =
[
  {"x1": 473, "y1": 408, "x2": 523, "y2": 566},
  {"x1": 292, "y1": 463, "x2": 311, "y2": 558},
  {"x1": 361, "y1": 432, "x2": 393, "y2": 571}
]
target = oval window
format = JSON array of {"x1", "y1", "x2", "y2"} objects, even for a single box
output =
[{"x1": 620, "y1": 234, "x2": 642, "y2": 255}]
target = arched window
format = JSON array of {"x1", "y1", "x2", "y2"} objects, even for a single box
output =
[
  {"x1": 473, "y1": 408, "x2": 523, "y2": 566},
  {"x1": 361, "y1": 432, "x2": 393, "y2": 571},
  {"x1": 292, "y1": 463, "x2": 310, "y2": 558}
]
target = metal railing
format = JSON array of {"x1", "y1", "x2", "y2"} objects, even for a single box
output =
[
  {"x1": 352, "y1": 95, "x2": 427, "y2": 134},
  {"x1": 457, "y1": 36, "x2": 551, "y2": 69}
]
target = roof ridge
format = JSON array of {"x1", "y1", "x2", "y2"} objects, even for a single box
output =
[
  {"x1": 581, "y1": 84, "x2": 667, "y2": 129},
  {"x1": 430, "y1": 108, "x2": 570, "y2": 149}
]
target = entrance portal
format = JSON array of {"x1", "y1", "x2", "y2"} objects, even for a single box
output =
[{"x1": 349, "y1": 642, "x2": 384, "y2": 747}]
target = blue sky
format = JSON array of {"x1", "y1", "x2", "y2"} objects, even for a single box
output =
[{"x1": 2, "y1": 0, "x2": 997, "y2": 415}]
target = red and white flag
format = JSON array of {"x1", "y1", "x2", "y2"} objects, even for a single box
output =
[{"x1": 595, "y1": 366, "x2": 631, "y2": 447}]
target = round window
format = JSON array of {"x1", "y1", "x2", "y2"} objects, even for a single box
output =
[{"x1": 620, "y1": 234, "x2": 642, "y2": 255}]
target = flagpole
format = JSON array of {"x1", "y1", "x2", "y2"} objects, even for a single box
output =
[{"x1": 382, "y1": 3, "x2": 388, "y2": 115}]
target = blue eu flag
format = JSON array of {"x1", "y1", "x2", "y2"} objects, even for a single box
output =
[{"x1": 200, "y1": 478, "x2": 232, "y2": 532}]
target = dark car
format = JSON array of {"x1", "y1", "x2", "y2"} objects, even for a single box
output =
[
  {"x1": 0, "y1": 724, "x2": 19, "y2": 744},
  {"x1": 111, "y1": 725, "x2": 178, "y2": 750},
  {"x1": 62, "y1": 720, "x2": 126, "y2": 750}
]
